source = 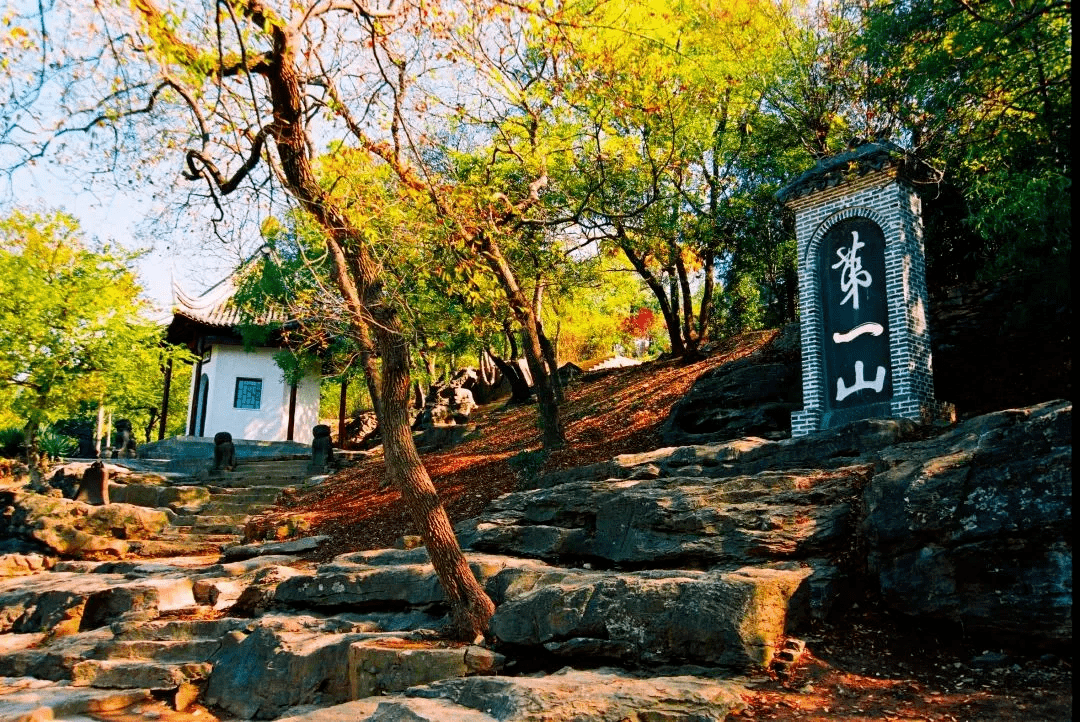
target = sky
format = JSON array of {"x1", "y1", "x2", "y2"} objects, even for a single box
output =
[{"x1": 8, "y1": 159, "x2": 251, "y2": 317}]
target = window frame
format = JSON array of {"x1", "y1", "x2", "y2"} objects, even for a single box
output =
[{"x1": 233, "y1": 377, "x2": 263, "y2": 410}]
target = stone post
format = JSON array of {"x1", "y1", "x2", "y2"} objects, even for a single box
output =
[
  {"x1": 310, "y1": 424, "x2": 334, "y2": 473},
  {"x1": 777, "y1": 141, "x2": 954, "y2": 436}
]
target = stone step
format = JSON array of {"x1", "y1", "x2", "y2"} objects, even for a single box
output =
[
  {"x1": 168, "y1": 514, "x2": 198, "y2": 526},
  {"x1": 207, "y1": 486, "x2": 288, "y2": 501},
  {"x1": 209, "y1": 475, "x2": 304, "y2": 488},
  {"x1": 123, "y1": 537, "x2": 229, "y2": 558},
  {"x1": 110, "y1": 618, "x2": 248, "y2": 642},
  {"x1": 198, "y1": 501, "x2": 274, "y2": 515},
  {"x1": 238, "y1": 460, "x2": 312, "y2": 472},
  {"x1": 191, "y1": 517, "x2": 250, "y2": 534},
  {"x1": 70, "y1": 660, "x2": 213, "y2": 690},
  {"x1": 0, "y1": 679, "x2": 150, "y2": 722},
  {"x1": 159, "y1": 526, "x2": 239, "y2": 541},
  {"x1": 94, "y1": 639, "x2": 222, "y2": 663}
]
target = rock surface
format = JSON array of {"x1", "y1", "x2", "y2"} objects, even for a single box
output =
[
  {"x1": 662, "y1": 324, "x2": 801, "y2": 444},
  {"x1": 862, "y1": 400, "x2": 1071, "y2": 647},
  {"x1": 0, "y1": 492, "x2": 170, "y2": 558},
  {"x1": 458, "y1": 466, "x2": 869, "y2": 568},
  {"x1": 276, "y1": 668, "x2": 747, "y2": 722},
  {"x1": 0, "y1": 396, "x2": 1070, "y2": 720}
]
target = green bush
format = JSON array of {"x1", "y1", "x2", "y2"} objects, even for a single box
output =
[
  {"x1": 38, "y1": 428, "x2": 77, "y2": 460},
  {"x1": 0, "y1": 426, "x2": 24, "y2": 458}
]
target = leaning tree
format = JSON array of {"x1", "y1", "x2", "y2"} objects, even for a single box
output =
[{"x1": 0, "y1": 0, "x2": 562, "y2": 638}]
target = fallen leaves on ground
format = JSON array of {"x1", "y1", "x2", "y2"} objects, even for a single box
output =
[{"x1": 252, "y1": 329, "x2": 776, "y2": 560}]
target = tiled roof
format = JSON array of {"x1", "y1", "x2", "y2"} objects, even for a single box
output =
[
  {"x1": 776, "y1": 141, "x2": 935, "y2": 204},
  {"x1": 171, "y1": 274, "x2": 288, "y2": 329}
]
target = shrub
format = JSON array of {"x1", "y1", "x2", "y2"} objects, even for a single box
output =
[
  {"x1": 0, "y1": 426, "x2": 24, "y2": 458},
  {"x1": 38, "y1": 427, "x2": 77, "y2": 460}
]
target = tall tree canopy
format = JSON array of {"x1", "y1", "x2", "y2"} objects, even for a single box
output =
[
  {"x1": 861, "y1": 0, "x2": 1071, "y2": 281},
  {"x1": 0, "y1": 209, "x2": 179, "y2": 463}
]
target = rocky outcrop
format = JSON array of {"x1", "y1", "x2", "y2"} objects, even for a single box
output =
[
  {"x1": 519, "y1": 402, "x2": 1071, "y2": 650},
  {"x1": 532, "y1": 417, "x2": 920, "y2": 490},
  {"x1": 661, "y1": 324, "x2": 801, "y2": 445},
  {"x1": 458, "y1": 467, "x2": 869, "y2": 568},
  {"x1": 272, "y1": 548, "x2": 812, "y2": 673},
  {"x1": 861, "y1": 400, "x2": 1071, "y2": 648},
  {"x1": 0, "y1": 492, "x2": 170, "y2": 558}
]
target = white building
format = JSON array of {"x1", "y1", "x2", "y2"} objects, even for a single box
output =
[{"x1": 163, "y1": 275, "x2": 321, "y2": 444}]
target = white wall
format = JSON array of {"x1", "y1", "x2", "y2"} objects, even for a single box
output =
[{"x1": 185, "y1": 345, "x2": 321, "y2": 443}]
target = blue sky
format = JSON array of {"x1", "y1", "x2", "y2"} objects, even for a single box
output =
[{"x1": 8, "y1": 160, "x2": 246, "y2": 315}]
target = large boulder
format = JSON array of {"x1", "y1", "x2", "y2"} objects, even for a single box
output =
[
  {"x1": 203, "y1": 625, "x2": 375, "y2": 719},
  {"x1": 457, "y1": 467, "x2": 868, "y2": 568},
  {"x1": 348, "y1": 637, "x2": 502, "y2": 699},
  {"x1": 0, "y1": 491, "x2": 170, "y2": 559},
  {"x1": 490, "y1": 566, "x2": 812, "y2": 669},
  {"x1": 861, "y1": 400, "x2": 1071, "y2": 648}
]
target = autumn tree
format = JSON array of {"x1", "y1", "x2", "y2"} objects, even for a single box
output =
[
  {"x1": 0, "y1": 0, "x2": 522, "y2": 638},
  {"x1": 521, "y1": 0, "x2": 794, "y2": 357},
  {"x1": 0, "y1": 209, "x2": 183, "y2": 465}
]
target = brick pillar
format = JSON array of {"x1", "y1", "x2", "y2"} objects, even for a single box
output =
[{"x1": 778, "y1": 143, "x2": 954, "y2": 436}]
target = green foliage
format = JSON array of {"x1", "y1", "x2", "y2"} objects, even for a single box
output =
[
  {"x1": 0, "y1": 426, "x2": 24, "y2": 458},
  {"x1": 37, "y1": 427, "x2": 76, "y2": 460},
  {"x1": 861, "y1": 0, "x2": 1071, "y2": 283},
  {"x1": 711, "y1": 274, "x2": 767, "y2": 338},
  {"x1": 0, "y1": 209, "x2": 186, "y2": 459},
  {"x1": 546, "y1": 256, "x2": 653, "y2": 361}
]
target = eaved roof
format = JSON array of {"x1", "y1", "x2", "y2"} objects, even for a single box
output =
[
  {"x1": 776, "y1": 140, "x2": 937, "y2": 204},
  {"x1": 170, "y1": 251, "x2": 288, "y2": 329}
]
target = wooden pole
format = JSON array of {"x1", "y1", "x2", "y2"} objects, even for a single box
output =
[
  {"x1": 188, "y1": 353, "x2": 204, "y2": 435},
  {"x1": 286, "y1": 383, "x2": 298, "y2": 441},
  {"x1": 338, "y1": 377, "x2": 348, "y2": 448},
  {"x1": 159, "y1": 358, "x2": 172, "y2": 441},
  {"x1": 95, "y1": 402, "x2": 104, "y2": 458}
]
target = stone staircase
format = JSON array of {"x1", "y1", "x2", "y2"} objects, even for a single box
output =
[
  {"x1": 111, "y1": 458, "x2": 318, "y2": 555},
  {"x1": 70, "y1": 618, "x2": 247, "y2": 707},
  {"x1": 0, "y1": 615, "x2": 250, "y2": 717}
]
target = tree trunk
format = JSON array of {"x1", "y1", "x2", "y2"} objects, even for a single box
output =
[
  {"x1": 532, "y1": 281, "x2": 564, "y2": 404},
  {"x1": 478, "y1": 349, "x2": 497, "y2": 386},
  {"x1": 673, "y1": 247, "x2": 696, "y2": 352},
  {"x1": 488, "y1": 348, "x2": 532, "y2": 403},
  {"x1": 248, "y1": 21, "x2": 493, "y2": 639},
  {"x1": 354, "y1": 299, "x2": 384, "y2": 420},
  {"x1": 697, "y1": 248, "x2": 716, "y2": 343},
  {"x1": 479, "y1": 234, "x2": 565, "y2": 448},
  {"x1": 373, "y1": 314, "x2": 494, "y2": 639},
  {"x1": 129, "y1": 0, "x2": 494, "y2": 637},
  {"x1": 502, "y1": 318, "x2": 519, "y2": 360},
  {"x1": 23, "y1": 421, "x2": 39, "y2": 470},
  {"x1": 621, "y1": 241, "x2": 686, "y2": 357}
]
